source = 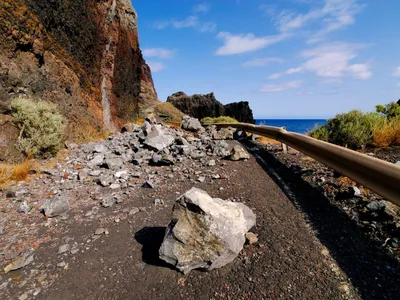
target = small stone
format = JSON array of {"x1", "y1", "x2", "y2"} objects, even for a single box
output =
[
  {"x1": 142, "y1": 180, "x2": 155, "y2": 189},
  {"x1": 101, "y1": 196, "x2": 114, "y2": 208},
  {"x1": 57, "y1": 261, "x2": 66, "y2": 268},
  {"x1": 197, "y1": 176, "x2": 206, "y2": 183},
  {"x1": 230, "y1": 145, "x2": 250, "y2": 161},
  {"x1": 208, "y1": 160, "x2": 216, "y2": 166},
  {"x1": 42, "y1": 195, "x2": 70, "y2": 217},
  {"x1": 245, "y1": 232, "x2": 259, "y2": 245},
  {"x1": 131, "y1": 172, "x2": 142, "y2": 178},
  {"x1": 115, "y1": 170, "x2": 129, "y2": 178},
  {"x1": 212, "y1": 174, "x2": 221, "y2": 179},
  {"x1": 352, "y1": 186, "x2": 362, "y2": 197},
  {"x1": 109, "y1": 183, "x2": 121, "y2": 190},
  {"x1": 88, "y1": 154, "x2": 104, "y2": 167},
  {"x1": 94, "y1": 144, "x2": 108, "y2": 153},
  {"x1": 58, "y1": 244, "x2": 70, "y2": 254},
  {"x1": 19, "y1": 293, "x2": 28, "y2": 300},
  {"x1": 154, "y1": 199, "x2": 164, "y2": 205},
  {"x1": 3, "y1": 254, "x2": 34, "y2": 273},
  {"x1": 89, "y1": 170, "x2": 102, "y2": 176},
  {"x1": 15, "y1": 189, "x2": 28, "y2": 197},
  {"x1": 95, "y1": 228, "x2": 106, "y2": 235},
  {"x1": 70, "y1": 249, "x2": 79, "y2": 255},
  {"x1": 367, "y1": 200, "x2": 386, "y2": 212},
  {"x1": 18, "y1": 201, "x2": 31, "y2": 213},
  {"x1": 114, "y1": 218, "x2": 120, "y2": 223},
  {"x1": 128, "y1": 208, "x2": 140, "y2": 216}
]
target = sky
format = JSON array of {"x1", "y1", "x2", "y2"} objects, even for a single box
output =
[{"x1": 133, "y1": 0, "x2": 400, "y2": 119}]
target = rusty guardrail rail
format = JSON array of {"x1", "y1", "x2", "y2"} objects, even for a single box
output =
[{"x1": 214, "y1": 122, "x2": 400, "y2": 206}]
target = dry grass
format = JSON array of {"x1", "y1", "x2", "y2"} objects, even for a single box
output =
[
  {"x1": 373, "y1": 118, "x2": 400, "y2": 148},
  {"x1": 0, "y1": 160, "x2": 32, "y2": 188},
  {"x1": 258, "y1": 136, "x2": 281, "y2": 145},
  {"x1": 72, "y1": 124, "x2": 109, "y2": 143},
  {"x1": 153, "y1": 102, "x2": 183, "y2": 123}
]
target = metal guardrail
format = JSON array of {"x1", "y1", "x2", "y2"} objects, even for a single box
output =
[{"x1": 214, "y1": 122, "x2": 400, "y2": 206}]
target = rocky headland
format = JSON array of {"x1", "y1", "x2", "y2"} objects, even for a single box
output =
[{"x1": 166, "y1": 91, "x2": 255, "y2": 124}]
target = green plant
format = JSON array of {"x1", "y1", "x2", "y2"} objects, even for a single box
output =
[
  {"x1": 309, "y1": 125, "x2": 329, "y2": 141},
  {"x1": 201, "y1": 116, "x2": 238, "y2": 124},
  {"x1": 376, "y1": 102, "x2": 400, "y2": 119},
  {"x1": 11, "y1": 96, "x2": 66, "y2": 157}
]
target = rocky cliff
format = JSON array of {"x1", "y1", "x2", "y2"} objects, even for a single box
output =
[
  {"x1": 166, "y1": 92, "x2": 225, "y2": 120},
  {"x1": 0, "y1": 0, "x2": 157, "y2": 160},
  {"x1": 166, "y1": 92, "x2": 254, "y2": 123},
  {"x1": 224, "y1": 101, "x2": 255, "y2": 124}
]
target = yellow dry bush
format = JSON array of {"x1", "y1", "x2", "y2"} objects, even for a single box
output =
[
  {"x1": 373, "y1": 117, "x2": 400, "y2": 148},
  {"x1": 0, "y1": 160, "x2": 32, "y2": 188}
]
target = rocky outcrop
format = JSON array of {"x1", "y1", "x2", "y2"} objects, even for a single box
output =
[
  {"x1": 0, "y1": 0, "x2": 157, "y2": 160},
  {"x1": 224, "y1": 101, "x2": 255, "y2": 124},
  {"x1": 166, "y1": 92, "x2": 255, "y2": 123},
  {"x1": 159, "y1": 187, "x2": 256, "y2": 274},
  {"x1": 167, "y1": 92, "x2": 225, "y2": 120}
]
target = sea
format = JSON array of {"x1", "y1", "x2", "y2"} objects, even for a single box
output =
[{"x1": 255, "y1": 119, "x2": 327, "y2": 134}]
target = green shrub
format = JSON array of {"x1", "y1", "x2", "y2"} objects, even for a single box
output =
[
  {"x1": 11, "y1": 97, "x2": 66, "y2": 157},
  {"x1": 376, "y1": 102, "x2": 400, "y2": 119},
  {"x1": 309, "y1": 125, "x2": 329, "y2": 142},
  {"x1": 309, "y1": 110, "x2": 385, "y2": 149},
  {"x1": 201, "y1": 116, "x2": 238, "y2": 124}
]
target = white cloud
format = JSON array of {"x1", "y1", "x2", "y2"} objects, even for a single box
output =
[
  {"x1": 172, "y1": 16, "x2": 199, "y2": 28},
  {"x1": 393, "y1": 66, "x2": 400, "y2": 77},
  {"x1": 216, "y1": 32, "x2": 287, "y2": 55},
  {"x1": 199, "y1": 22, "x2": 216, "y2": 32},
  {"x1": 260, "y1": 80, "x2": 302, "y2": 92},
  {"x1": 193, "y1": 4, "x2": 210, "y2": 13},
  {"x1": 269, "y1": 43, "x2": 372, "y2": 80},
  {"x1": 153, "y1": 16, "x2": 215, "y2": 32},
  {"x1": 142, "y1": 48, "x2": 174, "y2": 59},
  {"x1": 148, "y1": 61, "x2": 165, "y2": 73},
  {"x1": 243, "y1": 57, "x2": 284, "y2": 67},
  {"x1": 263, "y1": 0, "x2": 363, "y2": 42}
]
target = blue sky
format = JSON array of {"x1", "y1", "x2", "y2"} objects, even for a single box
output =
[{"x1": 133, "y1": 0, "x2": 400, "y2": 119}]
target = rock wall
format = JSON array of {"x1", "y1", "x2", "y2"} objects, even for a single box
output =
[
  {"x1": 166, "y1": 92, "x2": 224, "y2": 120},
  {"x1": 224, "y1": 101, "x2": 255, "y2": 124},
  {"x1": 166, "y1": 92, "x2": 255, "y2": 123},
  {"x1": 0, "y1": 0, "x2": 157, "y2": 160}
]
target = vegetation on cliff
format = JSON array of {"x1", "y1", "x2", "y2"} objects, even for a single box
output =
[
  {"x1": 201, "y1": 116, "x2": 239, "y2": 125},
  {"x1": 309, "y1": 101, "x2": 400, "y2": 149},
  {"x1": 11, "y1": 97, "x2": 66, "y2": 157}
]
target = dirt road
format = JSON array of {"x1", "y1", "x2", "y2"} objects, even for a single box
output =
[{"x1": 2, "y1": 141, "x2": 400, "y2": 299}]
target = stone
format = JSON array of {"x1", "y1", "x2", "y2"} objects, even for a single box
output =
[
  {"x1": 128, "y1": 208, "x2": 140, "y2": 216},
  {"x1": 143, "y1": 126, "x2": 175, "y2": 152},
  {"x1": 197, "y1": 176, "x2": 206, "y2": 183},
  {"x1": 352, "y1": 186, "x2": 362, "y2": 197},
  {"x1": 89, "y1": 170, "x2": 102, "y2": 177},
  {"x1": 101, "y1": 196, "x2": 114, "y2": 208},
  {"x1": 57, "y1": 262, "x2": 67, "y2": 268},
  {"x1": 211, "y1": 140, "x2": 231, "y2": 157},
  {"x1": 42, "y1": 195, "x2": 70, "y2": 217},
  {"x1": 58, "y1": 244, "x2": 70, "y2": 254},
  {"x1": 95, "y1": 228, "x2": 107, "y2": 235},
  {"x1": 142, "y1": 180, "x2": 155, "y2": 189},
  {"x1": 396, "y1": 161, "x2": 400, "y2": 166},
  {"x1": 245, "y1": 232, "x2": 258, "y2": 245},
  {"x1": 154, "y1": 199, "x2": 164, "y2": 205},
  {"x1": 181, "y1": 115, "x2": 204, "y2": 132},
  {"x1": 109, "y1": 183, "x2": 121, "y2": 190},
  {"x1": 18, "y1": 201, "x2": 31, "y2": 213},
  {"x1": 104, "y1": 157, "x2": 124, "y2": 170},
  {"x1": 88, "y1": 154, "x2": 104, "y2": 168},
  {"x1": 366, "y1": 201, "x2": 386, "y2": 212},
  {"x1": 115, "y1": 170, "x2": 129, "y2": 178},
  {"x1": 230, "y1": 145, "x2": 250, "y2": 161},
  {"x1": 159, "y1": 187, "x2": 256, "y2": 274},
  {"x1": 121, "y1": 123, "x2": 141, "y2": 133},
  {"x1": 4, "y1": 254, "x2": 34, "y2": 273},
  {"x1": 151, "y1": 154, "x2": 175, "y2": 166},
  {"x1": 98, "y1": 175, "x2": 113, "y2": 187},
  {"x1": 93, "y1": 144, "x2": 108, "y2": 153},
  {"x1": 208, "y1": 160, "x2": 216, "y2": 167}
]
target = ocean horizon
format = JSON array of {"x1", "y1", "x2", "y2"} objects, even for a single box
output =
[{"x1": 255, "y1": 119, "x2": 327, "y2": 134}]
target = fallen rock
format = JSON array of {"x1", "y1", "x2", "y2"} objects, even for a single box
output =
[
  {"x1": 42, "y1": 195, "x2": 70, "y2": 217},
  {"x1": 143, "y1": 125, "x2": 175, "y2": 152},
  {"x1": 4, "y1": 253, "x2": 34, "y2": 273},
  {"x1": 58, "y1": 244, "x2": 70, "y2": 254},
  {"x1": 230, "y1": 145, "x2": 250, "y2": 161},
  {"x1": 245, "y1": 232, "x2": 258, "y2": 245},
  {"x1": 128, "y1": 208, "x2": 140, "y2": 216},
  {"x1": 211, "y1": 140, "x2": 231, "y2": 157},
  {"x1": 159, "y1": 187, "x2": 256, "y2": 274},
  {"x1": 181, "y1": 115, "x2": 204, "y2": 132},
  {"x1": 367, "y1": 200, "x2": 386, "y2": 212},
  {"x1": 18, "y1": 201, "x2": 31, "y2": 213},
  {"x1": 142, "y1": 180, "x2": 155, "y2": 189}
]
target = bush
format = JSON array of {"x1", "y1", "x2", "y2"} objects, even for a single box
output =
[
  {"x1": 373, "y1": 117, "x2": 400, "y2": 147},
  {"x1": 201, "y1": 116, "x2": 238, "y2": 124},
  {"x1": 309, "y1": 125, "x2": 329, "y2": 142},
  {"x1": 11, "y1": 97, "x2": 66, "y2": 157},
  {"x1": 310, "y1": 110, "x2": 385, "y2": 149},
  {"x1": 376, "y1": 102, "x2": 400, "y2": 119}
]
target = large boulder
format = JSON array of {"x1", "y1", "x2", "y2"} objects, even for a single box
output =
[
  {"x1": 181, "y1": 115, "x2": 204, "y2": 132},
  {"x1": 42, "y1": 195, "x2": 70, "y2": 217},
  {"x1": 224, "y1": 101, "x2": 255, "y2": 124},
  {"x1": 159, "y1": 187, "x2": 256, "y2": 274},
  {"x1": 143, "y1": 124, "x2": 174, "y2": 152}
]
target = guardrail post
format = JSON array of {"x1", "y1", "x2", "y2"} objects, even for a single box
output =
[{"x1": 281, "y1": 127, "x2": 288, "y2": 154}]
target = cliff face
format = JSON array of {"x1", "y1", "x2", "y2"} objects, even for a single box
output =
[
  {"x1": 224, "y1": 102, "x2": 255, "y2": 124},
  {"x1": 0, "y1": 0, "x2": 157, "y2": 160},
  {"x1": 166, "y1": 92, "x2": 255, "y2": 124},
  {"x1": 166, "y1": 92, "x2": 225, "y2": 120}
]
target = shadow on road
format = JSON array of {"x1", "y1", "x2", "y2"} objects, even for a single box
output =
[
  {"x1": 244, "y1": 140, "x2": 400, "y2": 300},
  {"x1": 134, "y1": 226, "x2": 175, "y2": 269}
]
